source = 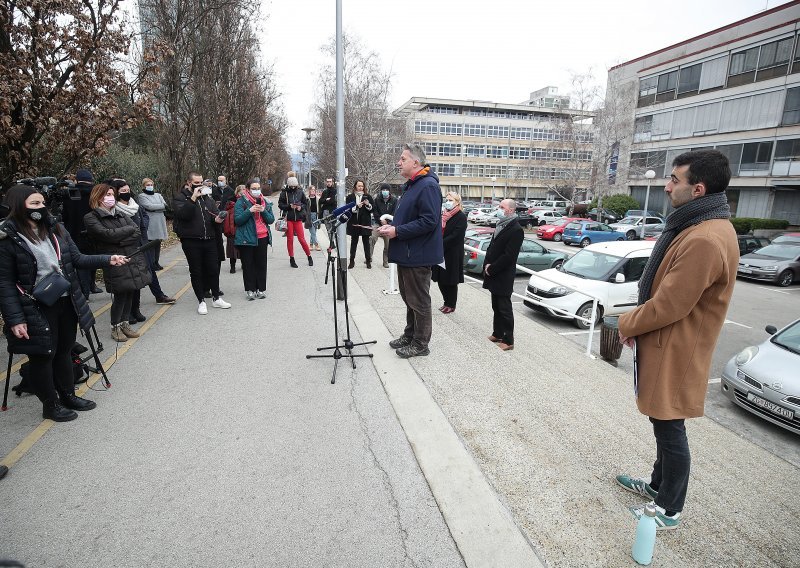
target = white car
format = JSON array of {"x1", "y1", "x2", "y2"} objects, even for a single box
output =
[
  {"x1": 468, "y1": 208, "x2": 493, "y2": 223},
  {"x1": 474, "y1": 209, "x2": 500, "y2": 226},
  {"x1": 523, "y1": 241, "x2": 656, "y2": 329},
  {"x1": 533, "y1": 210, "x2": 564, "y2": 226},
  {"x1": 610, "y1": 216, "x2": 665, "y2": 241}
]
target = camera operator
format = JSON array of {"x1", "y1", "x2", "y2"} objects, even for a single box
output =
[
  {"x1": 61, "y1": 169, "x2": 102, "y2": 296},
  {"x1": 0, "y1": 184, "x2": 128, "y2": 421},
  {"x1": 173, "y1": 171, "x2": 231, "y2": 315}
]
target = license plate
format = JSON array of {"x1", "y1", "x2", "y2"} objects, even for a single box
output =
[
  {"x1": 738, "y1": 268, "x2": 752, "y2": 274},
  {"x1": 747, "y1": 392, "x2": 794, "y2": 419}
]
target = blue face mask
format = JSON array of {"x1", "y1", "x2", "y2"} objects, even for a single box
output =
[
  {"x1": 251, "y1": 189, "x2": 262, "y2": 197},
  {"x1": 381, "y1": 190, "x2": 389, "y2": 199}
]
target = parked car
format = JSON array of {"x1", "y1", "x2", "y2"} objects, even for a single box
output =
[
  {"x1": 467, "y1": 207, "x2": 493, "y2": 223},
  {"x1": 536, "y1": 217, "x2": 585, "y2": 242},
  {"x1": 610, "y1": 216, "x2": 666, "y2": 240},
  {"x1": 625, "y1": 209, "x2": 665, "y2": 220},
  {"x1": 737, "y1": 243, "x2": 800, "y2": 287},
  {"x1": 485, "y1": 209, "x2": 507, "y2": 227},
  {"x1": 587, "y1": 208, "x2": 620, "y2": 223},
  {"x1": 464, "y1": 235, "x2": 567, "y2": 275},
  {"x1": 737, "y1": 235, "x2": 771, "y2": 256},
  {"x1": 464, "y1": 227, "x2": 495, "y2": 239},
  {"x1": 562, "y1": 220, "x2": 626, "y2": 247},
  {"x1": 528, "y1": 199, "x2": 569, "y2": 214},
  {"x1": 473, "y1": 209, "x2": 499, "y2": 226},
  {"x1": 533, "y1": 210, "x2": 564, "y2": 226},
  {"x1": 721, "y1": 318, "x2": 800, "y2": 435},
  {"x1": 523, "y1": 241, "x2": 656, "y2": 329},
  {"x1": 643, "y1": 223, "x2": 665, "y2": 240},
  {"x1": 772, "y1": 232, "x2": 800, "y2": 245}
]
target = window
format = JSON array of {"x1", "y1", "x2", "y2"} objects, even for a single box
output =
[
  {"x1": 634, "y1": 115, "x2": 653, "y2": 142},
  {"x1": 677, "y1": 63, "x2": 701, "y2": 96},
  {"x1": 510, "y1": 127, "x2": 531, "y2": 140},
  {"x1": 464, "y1": 123, "x2": 486, "y2": 137},
  {"x1": 629, "y1": 151, "x2": 667, "y2": 178},
  {"x1": 509, "y1": 147, "x2": 529, "y2": 160},
  {"x1": 773, "y1": 139, "x2": 800, "y2": 175},
  {"x1": 716, "y1": 144, "x2": 743, "y2": 175},
  {"x1": 487, "y1": 125, "x2": 509, "y2": 138},
  {"x1": 465, "y1": 109, "x2": 486, "y2": 117},
  {"x1": 486, "y1": 145, "x2": 508, "y2": 159},
  {"x1": 414, "y1": 121, "x2": 438, "y2": 135},
  {"x1": 532, "y1": 129, "x2": 555, "y2": 140},
  {"x1": 740, "y1": 141, "x2": 773, "y2": 174},
  {"x1": 433, "y1": 163, "x2": 460, "y2": 176},
  {"x1": 428, "y1": 106, "x2": 459, "y2": 114},
  {"x1": 793, "y1": 36, "x2": 800, "y2": 74},
  {"x1": 757, "y1": 37, "x2": 794, "y2": 81},
  {"x1": 728, "y1": 46, "x2": 759, "y2": 87},
  {"x1": 638, "y1": 76, "x2": 658, "y2": 107},
  {"x1": 439, "y1": 143, "x2": 462, "y2": 156},
  {"x1": 783, "y1": 87, "x2": 800, "y2": 125},
  {"x1": 422, "y1": 142, "x2": 438, "y2": 156},
  {"x1": 656, "y1": 70, "x2": 678, "y2": 102},
  {"x1": 699, "y1": 56, "x2": 729, "y2": 91},
  {"x1": 464, "y1": 144, "x2": 486, "y2": 157},
  {"x1": 462, "y1": 164, "x2": 484, "y2": 177},
  {"x1": 440, "y1": 122, "x2": 462, "y2": 136}
]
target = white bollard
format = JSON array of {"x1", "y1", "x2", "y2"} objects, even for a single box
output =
[{"x1": 383, "y1": 263, "x2": 400, "y2": 295}]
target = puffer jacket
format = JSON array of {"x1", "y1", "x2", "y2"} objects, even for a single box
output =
[
  {"x1": 84, "y1": 208, "x2": 151, "y2": 293},
  {"x1": 172, "y1": 186, "x2": 221, "y2": 240},
  {"x1": 278, "y1": 187, "x2": 308, "y2": 222},
  {"x1": 234, "y1": 195, "x2": 275, "y2": 246},
  {"x1": 0, "y1": 219, "x2": 111, "y2": 355}
]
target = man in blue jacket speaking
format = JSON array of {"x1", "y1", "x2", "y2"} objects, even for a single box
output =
[{"x1": 378, "y1": 143, "x2": 444, "y2": 358}]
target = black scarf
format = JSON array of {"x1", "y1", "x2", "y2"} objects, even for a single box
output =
[{"x1": 637, "y1": 192, "x2": 730, "y2": 305}]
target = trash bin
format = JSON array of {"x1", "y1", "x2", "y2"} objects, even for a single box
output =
[{"x1": 600, "y1": 316, "x2": 623, "y2": 365}]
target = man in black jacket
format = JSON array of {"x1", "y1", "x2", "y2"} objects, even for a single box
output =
[
  {"x1": 483, "y1": 199, "x2": 524, "y2": 351},
  {"x1": 319, "y1": 176, "x2": 337, "y2": 218},
  {"x1": 370, "y1": 183, "x2": 397, "y2": 268},
  {"x1": 61, "y1": 168, "x2": 101, "y2": 296}
]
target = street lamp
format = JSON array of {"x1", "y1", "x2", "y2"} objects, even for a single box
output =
[
  {"x1": 300, "y1": 150, "x2": 307, "y2": 190},
  {"x1": 491, "y1": 176, "x2": 497, "y2": 204},
  {"x1": 642, "y1": 169, "x2": 656, "y2": 239},
  {"x1": 302, "y1": 127, "x2": 315, "y2": 188}
]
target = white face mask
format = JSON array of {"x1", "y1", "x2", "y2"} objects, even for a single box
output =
[
  {"x1": 218, "y1": 181, "x2": 225, "y2": 187},
  {"x1": 251, "y1": 189, "x2": 262, "y2": 197},
  {"x1": 144, "y1": 185, "x2": 154, "y2": 193},
  {"x1": 444, "y1": 201, "x2": 455, "y2": 211}
]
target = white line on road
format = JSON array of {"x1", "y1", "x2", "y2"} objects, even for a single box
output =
[
  {"x1": 724, "y1": 319, "x2": 752, "y2": 329},
  {"x1": 559, "y1": 330, "x2": 591, "y2": 336},
  {"x1": 708, "y1": 377, "x2": 722, "y2": 384},
  {"x1": 756, "y1": 286, "x2": 792, "y2": 295}
]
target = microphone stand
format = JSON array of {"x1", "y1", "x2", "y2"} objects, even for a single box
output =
[{"x1": 306, "y1": 217, "x2": 375, "y2": 384}]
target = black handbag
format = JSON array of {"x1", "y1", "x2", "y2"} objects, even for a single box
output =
[{"x1": 19, "y1": 234, "x2": 72, "y2": 306}]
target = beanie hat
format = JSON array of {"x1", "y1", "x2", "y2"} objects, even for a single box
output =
[
  {"x1": 75, "y1": 169, "x2": 93, "y2": 183},
  {"x1": 380, "y1": 183, "x2": 391, "y2": 190},
  {"x1": 287, "y1": 176, "x2": 299, "y2": 187}
]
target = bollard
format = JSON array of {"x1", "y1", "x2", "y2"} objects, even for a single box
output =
[
  {"x1": 383, "y1": 263, "x2": 399, "y2": 295},
  {"x1": 599, "y1": 315, "x2": 623, "y2": 365}
]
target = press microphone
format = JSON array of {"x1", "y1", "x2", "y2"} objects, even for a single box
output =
[{"x1": 317, "y1": 203, "x2": 355, "y2": 225}]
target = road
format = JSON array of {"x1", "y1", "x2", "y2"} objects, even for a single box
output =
[{"x1": 467, "y1": 223, "x2": 800, "y2": 466}]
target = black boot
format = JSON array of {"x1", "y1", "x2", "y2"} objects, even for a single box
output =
[
  {"x1": 129, "y1": 310, "x2": 146, "y2": 323},
  {"x1": 348, "y1": 259, "x2": 355, "y2": 269},
  {"x1": 43, "y1": 400, "x2": 78, "y2": 422},
  {"x1": 230, "y1": 262, "x2": 236, "y2": 274},
  {"x1": 290, "y1": 257, "x2": 298, "y2": 268},
  {"x1": 60, "y1": 393, "x2": 97, "y2": 411},
  {"x1": 366, "y1": 259, "x2": 372, "y2": 269},
  {"x1": 308, "y1": 255, "x2": 314, "y2": 266}
]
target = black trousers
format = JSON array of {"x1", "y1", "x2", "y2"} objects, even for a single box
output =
[
  {"x1": 110, "y1": 291, "x2": 134, "y2": 325},
  {"x1": 181, "y1": 238, "x2": 220, "y2": 302},
  {"x1": 437, "y1": 281, "x2": 458, "y2": 309},
  {"x1": 350, "y1": 234, "x2": 371, "y2": 262},
  {"x1": 26, "y1": 296, "x2": 78, "y2": 403},
  {"x1": 491, "y1": 293, "x2": 514, "y2": 345},
  {"x1": 151, "y1": 239, "x2": 162, "y2": 267},
  {"x1": 650, "y1": 418, "x2": 691, "y2": 513},
  {"x1": 237, "y1": 238, "x2": 269, "y2": 292}
]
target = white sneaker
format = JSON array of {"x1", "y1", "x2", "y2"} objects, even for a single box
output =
[
  {"x1": 255, "y1": 290, "x2": 266, "y2": 299},
  {"x1": 212, "y1": 298, "x2": 231, "y2": 309},
  {"x1": 197, "y1": 301, "x2": 208, "y2": 315},
  {"x1": 246, "y1": 291, "x2": 255, "y2": 301}
]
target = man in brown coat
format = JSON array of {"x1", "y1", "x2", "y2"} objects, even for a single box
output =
[{"x1": 615, "y1": 150, "x2": 739, "y2": 530}]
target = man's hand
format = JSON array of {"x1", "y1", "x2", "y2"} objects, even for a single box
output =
[
  {"x1": 378, "y1": 225, "x2": 397, "y2": 239},
  {"x1": 619, "y1": 331, "x2": 635, "y2": 349},
  {"x1": 191, "y1": 187, "x2": 202, "y2": 202},
  {"x1": 380, "y1": 219, "x2": 388, "y2": 225},
  {"x1": 214, "y1": 215, "x2": 224, "y2": 223},
  {"x1": 110, "y1": 255, "x2": 128, "y2": 266}
]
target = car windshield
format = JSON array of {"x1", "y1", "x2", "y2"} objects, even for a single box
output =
[
  {"x1": 561, "y1": 249, "x2": 623, "y2": 279},
  {"x1": 617, "y1": 217, "x2": 641, "y2": 225},
  {"x1": 749, "y1": 244, "x2": 800, "y2": 260},
  {"x1": 772, "y1": 234, "x2": 800, "y2": 244},
  {"x1": 772, "y1": 320, "x2": 800, "y2": 355},
  {"x1": 551, "y1": 219, "x2": 571, "y2": 227}
]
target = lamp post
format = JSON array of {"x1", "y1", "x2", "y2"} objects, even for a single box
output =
[
  {"x1": 642, "y1": 169, "x2": 656, "y2": 239},
  {"x1": 302, "y1": 127, "x2": 315, "y2": 188},
  {"x1": 300, "y1": 150, "x2": 307, "y2": 189},
  {"x1": 491, "y1": 176, "x2": 497, "y2": 204}
]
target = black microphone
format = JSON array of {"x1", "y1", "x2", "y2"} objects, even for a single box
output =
[{"x1": 317, "y1": 203, "x2": 355, "y2": 225}]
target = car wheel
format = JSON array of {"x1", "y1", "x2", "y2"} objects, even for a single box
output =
[
  {"x1": 574, "y1": 302, "x2": 601, "y2": 330},
  {"x1": 539, "y1": 220, "x2": 547, "y2": 226},
  {"x1": 626, "y1": 230, "x2": 637, "y2": 241},
  {"x1": 580, "y1": 238, "x2": 591, "y2": 248},
  {"x1": 553, "y1": 233, "x2": 562, "y2": 242},
  {"x1": 778, "y1": 269, "x2": 794, "y2": 287},
  {"x1": 616, "y1": 237, "x2": 624, "y2": 241},
  {"x1": 552, "y1": 259, "x2": 564, "y2": 270}
]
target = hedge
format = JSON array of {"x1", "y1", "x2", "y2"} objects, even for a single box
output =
[{"x1": 730, "y1": 217, "x2": 790, "y2": 234}]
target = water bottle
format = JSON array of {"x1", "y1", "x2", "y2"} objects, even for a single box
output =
[{"x1": 632, "y1": 503, "x2": 657, "y2": 565}]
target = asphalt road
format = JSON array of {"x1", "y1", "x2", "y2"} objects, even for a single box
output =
[{"x1": 467, "y1": 223, "x2": 800, "y2": 467}]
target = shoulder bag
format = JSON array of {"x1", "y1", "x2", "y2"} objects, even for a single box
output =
[{"x1": 20, "y1": 235, "x2": 71, "y2": 306}]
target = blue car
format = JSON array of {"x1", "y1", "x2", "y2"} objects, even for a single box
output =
[{"x1": 562, "y1": 220, "x2": 626, "y2": 247}]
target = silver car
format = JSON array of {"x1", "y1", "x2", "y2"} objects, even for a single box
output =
[
  {"x1": 737, "y1": 243, "x2": 800, "y2": 287},
  {"x1": 721, "y1": 319, "x2": 800, "y2": 435}
]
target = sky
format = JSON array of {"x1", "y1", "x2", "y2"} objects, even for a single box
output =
[{"x1": 261, "y1": 0, "x2": 791, "y2": 152}]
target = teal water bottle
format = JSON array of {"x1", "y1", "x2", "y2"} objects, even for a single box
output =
[{"x1": 632, "y1": 503, "x2": 657, "y2": 565}]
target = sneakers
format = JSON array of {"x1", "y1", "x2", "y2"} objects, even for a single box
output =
[
  {"x1": 388, "y1": 335, "x2": 413, "y2": 349},
  {"x1": 119, "y1": 321, "x2": 141, "y2": 338},
  {"x1": 615, "y1": 474, "x2": 659, "y2": 499},
  {"x1": 255, "y1": 290, "x2": 266, "y2": 299},
  {"x1": 396, "y1": 342, "x2": 430, "y2": 358},
  {"x1": 246, "y1": 291, "x2": 255, "y2": 301},
  {"x1": 630, "y1": 501, "x2": 681, "y2": 530},
  {"x1": 110, "y1": 324, "x2": 128, "y2": 342},
  {"x1": 212, "y1": 297, "x2": 231, "y2": 309},
  {"x1": 197, "y1": 301, "x2": 208, "y2": 315}
]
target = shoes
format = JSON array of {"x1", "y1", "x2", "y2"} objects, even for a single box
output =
[
  {"x1": 348, "y1": 259, "x2": 355, "y2": 269},
  {"x1": 383, "y1": 262, "x2": 389, "y2": 268},
  {"x1": 130, "y1": 311, "x2": 146, "y2": 323},
  {"x1": 212, "y1": 297, "x2": 231, "y2": 309},
  {"x1": 498, "y1": 342, "x2": 514, "y2": 351},
  {"x1": 255, "y1": 290, "x2": 266, "y2": 299},
  {"x1": 615, "y1": 474, "x2": 659, "y2": 499},
  {"x1": 389, "y1": 335, "x2": 413, "y2": 349},
  {"x1": 156, "y1": 296, "x2": 176, "y2": 305},
  {"x1": 0, "y1": 464, "x2": 7, "y2": 479},
  {"x1": 43, "y1": 400, "x2": 78, "y2": 422},
  {"x1": 315, "y1": 244, "x2": 322, "y2": 251},
  {"x1": 110, "y1": 324, "x2": 128, "y2": 342},
  {"x1": 153, "y1": 264, "x2": 164, "y2": 271},
  {"x1": 366, "y1": 260, "x2": 372, "y2": 269},
  {"x1": 217, "y1": 290, "x2": 224, "y2": 296},
  {"x1": 488, "y1": 335, "x2": 502, "y2": 343},
  {"x1": 198, "y1": 301, "x2": 208, "y2": 315},
  {"x1": 308, "y1": 255, "x2": 314, "y2": 266},
  {"x1": 60, "y1": 393, "x2": 97, "y2": 411},
  {"x1": 90, "y1": 285, "x2": 103, "y2": 294},
  {"x1": 120, "y1": 321, "x2": 141, "y2": 338},
  {"x1": 630, "y1": 501, "x2": 681, "y2": 531},
  {"x1": 204, "y1": 291, "x2": 212, "y2": 298},
  {"x1": 290, "y1": 257, "x2": 298, "y2": 268},
  {"x1": 230, "y1": 266, "x2": 236, "y2": 274},
  {"x1": 441, "y1": 306, "x2": 455, "y2": 314},
  {"x1": 396, "y1": 343, "x2": 430, "y2": 358},
  {"x1": 246, "y1": 291, "x2": 255, "y2": 301}
]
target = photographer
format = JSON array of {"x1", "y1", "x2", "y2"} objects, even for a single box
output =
[
  {"x1": 61, "y1": 169, "x2": 101, "y2": 295},
  {"x1": 277, "y1": 176, "x2": 313, "y2": 268},
  {"x1": 0, "y1": 185, "x2": 128, "y2": 421}
]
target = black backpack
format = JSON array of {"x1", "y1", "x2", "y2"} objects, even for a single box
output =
[{"x1": 12, "y1": 342, "x2": 90, "y2": 396}]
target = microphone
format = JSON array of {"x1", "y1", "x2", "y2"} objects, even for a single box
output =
[{"x1": 316, "y1": 203, "x2": 355, "y2": 225}]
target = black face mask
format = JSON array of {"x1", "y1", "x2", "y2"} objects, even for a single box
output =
[
  {"x1": 118, "y1": 193, "x2": 131, "y2": 202},
  {"x1": 26, "y1": 207, "x2": 47, "y2": 223},
  {"x1": 190, "y1": 183, "x2": 201, "y2": 190}
]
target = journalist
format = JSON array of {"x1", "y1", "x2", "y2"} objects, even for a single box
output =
[
  {"x1": 0, "y1": 184, "x2": 128, "y2": 421},
  {"x1": 235, "y1": 180, "x2": 274, "y2": 299}
]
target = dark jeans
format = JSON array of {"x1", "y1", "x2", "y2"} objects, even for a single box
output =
[
  {"x1": 350, "y1": 234, "x2": 371, "y2": 262},
  {"x1": 181, "y1": 238, "x2": 221, "y2": 302},
  {"x1": 491, "y1": 294, "x2": 514, "y2": 345},
  {"x1": 145, "y1": 248, "x2": 166, "y2": 299},
  {"x1": 649, "y1": 417, "x2": 690, "y2": 513},
  {"x1": 77, "y1": 268, "x2": 94, "y2": 297},
  {"x1": 397, "y1": 266, "x2": 432, "y2": 347},
  {"x1": 26, "y1": 296, "x2": 78, "y2": 403},
  {"x1": 237, "y1": 238, "x2": 269, "y2": 292},
  {"x1": 437, "y1": 281, "x2": 458, "y2": 309},
  {"x1": 110, "y1": 291, "x2": 134, "y2": 325},
  {"x1": 151, "y1": 239, "x2": 162, "y2": 267}
]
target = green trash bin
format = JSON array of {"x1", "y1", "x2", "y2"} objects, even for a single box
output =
[{"x1": 600, "y1": 315, "x2": 623, "y2": 364}]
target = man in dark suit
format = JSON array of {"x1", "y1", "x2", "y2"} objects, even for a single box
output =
[{"x1": 483, "y1": 199, "x2": 524, "y2": 351}]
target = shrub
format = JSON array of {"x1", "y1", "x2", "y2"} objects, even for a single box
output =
[
  {"x1": 730, "y1": 218, "x2": 752, "y2": 234},
  {"x1": 730, "y1": 217, "x2": 789, "y2": 234},
  {"x1": 596, "y1": 194, "x2": 641, "y2": 218}
]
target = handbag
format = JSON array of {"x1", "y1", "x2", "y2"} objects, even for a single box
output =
[
  {"x1": 276, "y1": 217, "x2": 288, "y2": 232},
  {"x1": 19, "y1": 235, "x2": 71, "y2": 306}
]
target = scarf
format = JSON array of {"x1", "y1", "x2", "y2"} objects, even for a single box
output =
[
  {"x1": 115, "y1": 198, "x2": 139, "y2": 217},
  {"x1": 637, "y1": 192, "x2": 730, "y2": 305},
  {"x1": 244, "y1": 191, "x2": 268, "y2": 237},
  {"x1": 410, "y1": 166, "x2": 430, "y2": 181},
  {"x1": 441, "y1": 204, "x2": 461, "y2": 231},
  {"x1": 494, "y1": 212, "x2": 518, "y2": 237}
]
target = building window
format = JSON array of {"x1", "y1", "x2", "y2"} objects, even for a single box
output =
[
  {"x1": 414, "y1": 121, "x2": 438, "y2": 135},
  {"x1": 792, "y1": 36, "x2": 800, "y2": 74},
  {"x1": 629, "y1": 151, "x2": 667, "y2": 178},
  {"x1": 510, "y1": 127, "x2": 531, "y2": 140},
  {"x1": 509, "y1": 147, "x2": 529, "y2": 160},
  {"x1": 464, "y1": 123, "x2": 486, "y2": 137},
  {"x1": 532, "y1": 128, "x2": 555, "y2": 141},
  {"x1": 656, "y1": 71, "x2": 678, "y2": 103},
  {"x1": 465, "y1": 144, "x2": 486, "y2": 157},
  {"x1": 422, "y1": 142, "x2": 438, "y2": 156},
  {"x1": 728, "y1": 46, "x2": 760, "y2": 87},
  {"x1": 772, "y1": 138, "x2": 800, "y2": 175},
  {"x1": 740, "y1": 141, "x2": 773, "y2": 175},
  {"x1": 634, "y1": 115, "x2": 653, "y2": 142},
  {"x1": 677, "y1": 63, "x2": 702, "y2": 97},
  {"x1": 638, "y1": 75, "x2": 658, "y2": 107},
  {"x1": 462, "y1": 164, "x2": 484, "y2": 177},
  {"x1": 757, "y1": 37, "x2": 794, "y2": 81},
  {"x1": 783, "y1": 87, "x2": 800, "y2": 125},
  {"x1": 428, "y1": 106, "x2": 459, "y2": 114},
  {"x1": 432, "y1": 163, "x2": 460, "y2": 176},
  {"x1": 487, "y1": 125, "x2": 509, "y2": 138},
  {"x1": 439, "y1": 122, "x2": 462, "y2": 136},
  {"x1": 486, "y1": 145, "x2": 509, "y2": 159},
  {"x1": 465, "y1": 109, "x2": 486, "y2": 117},
  {"x1": 439, "y1": 143, "x2": 462, "y2": 157}
]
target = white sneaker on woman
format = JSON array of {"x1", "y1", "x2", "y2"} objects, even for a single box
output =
[
  {"x1": 197, "y1": 301, "x2": 208, "y2": 315},
  {"x1": 212, "y1": 298, "x2": 231, "y2": 309}
]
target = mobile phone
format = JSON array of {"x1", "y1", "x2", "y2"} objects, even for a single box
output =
[{"x1": 201, "y1": 187, "x2": 212, "y2": 196}]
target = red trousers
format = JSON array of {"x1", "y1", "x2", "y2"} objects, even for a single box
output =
[{"x1": 286, "y1": 220, "x2": 311, "y2": 257}]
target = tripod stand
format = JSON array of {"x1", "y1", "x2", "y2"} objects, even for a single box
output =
[{"x1": 306, "y1": 219, "x2": 375, "y2": 384}]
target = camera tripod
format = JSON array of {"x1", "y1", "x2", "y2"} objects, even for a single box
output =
[{"x1": 306, "y1": 220, "x2": 375, "y2": 384}]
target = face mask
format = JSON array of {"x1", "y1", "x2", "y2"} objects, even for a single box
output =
[
  {"x1": 191, "y1": 183, "x2": 201, "y2": 189},
  {"x1": 144, "y1": 186, "x2": 154, "y2": 193},
  {"x1": 103, "y1": 196, "x2": 116, "y2": 208},
  {"x1": 218, "y1": 181, "x2": 225, "y2": 187},
  {"x1": 118, "y1": 192, "x2": 131, "y2": 202},
  {"x1": 444, "y1": 201, "x2": 455, "y2": 211},
  {"x1": 250, "y1": 189, "x2": 262, "y2": 197},
  {"x1": 381, "y1": 191, "x2": 389, "y2": 199},
  {"x1": 26, "y1": 207, "x2": 47, "y2": 223}
]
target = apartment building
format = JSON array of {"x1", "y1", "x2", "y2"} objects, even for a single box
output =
[
  {"x1": 393, "y1": 92, "x2": 594, "y2": 201},
  {"x1": 607, "y1": 0, "x2": 800, "y2": 223}
]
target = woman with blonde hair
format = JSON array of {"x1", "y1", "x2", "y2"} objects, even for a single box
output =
[
  {"x1": 137, "y1": 177, "x2": 168, "y2": 270},
  {"x1": 431, "y1": 191, "x2": 467, "y2": 313}
]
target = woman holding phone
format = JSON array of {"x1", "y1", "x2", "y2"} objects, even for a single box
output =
[{"x1": 234, "y1": 179, "x2": 274, "y2": 299}]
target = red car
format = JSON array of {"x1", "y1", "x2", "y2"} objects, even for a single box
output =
[{"x1": 536, "y1": 217, "x2": 585, "y2": 242}]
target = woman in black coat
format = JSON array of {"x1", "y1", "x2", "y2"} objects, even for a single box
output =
[
  {"x1": 431, "y1": 192, "x2": 467, "y2": 313},
  {"x1": 346, "y1": 179, "x2": 375, "y2": 269},
  {"x1": 84, "y1": 183, "x2": 152, "y2": 342},
  {"x1": 0, "y1": 185, "x2": 127, "y2": 421}
]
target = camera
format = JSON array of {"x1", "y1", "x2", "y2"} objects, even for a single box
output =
[
  {"x1": 14, "y1": 176, "x2": 80, "y2": 221},
  {"x1": 201, "y1": 186, "x2": 212, "y2": 196}
]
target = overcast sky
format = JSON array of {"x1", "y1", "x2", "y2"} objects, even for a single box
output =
[{"x1": 261, "y1": 0, "x2": 790, "y2": 151}]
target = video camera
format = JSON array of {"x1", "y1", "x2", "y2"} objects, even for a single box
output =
[{"x1": 14, "y1": 176, "x2": 81, "y2": 221}]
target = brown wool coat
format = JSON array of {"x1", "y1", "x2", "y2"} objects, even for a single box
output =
[{"x1": 618, "y1": 219, "x2": 739, "y2": 420}]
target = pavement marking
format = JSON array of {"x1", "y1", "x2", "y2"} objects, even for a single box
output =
[
  {"x1": 708, "y1": 377, "x2": 722, "y2": 384},
  {"x1": 559, "y1": 330, "x2": 591, "y2": 336},
  {"x1": 756, "y1": 286, "x2": 792, "y2": 295},
  {"x1": 0, "y1": 279, "x2": 192, "y2": 470},
  {"x1": 724, "y1": 319, "x2": 752, "y2": 329}
]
